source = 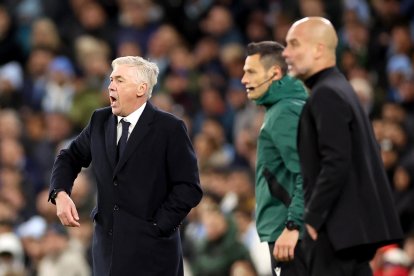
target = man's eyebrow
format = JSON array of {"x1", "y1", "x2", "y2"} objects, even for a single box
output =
[
  {"x1": 287, "y1": 38, "x2": 298, "y2": 44},
  {"x1": 110, "y1": 75, "x2": 124, "y2": 80}
]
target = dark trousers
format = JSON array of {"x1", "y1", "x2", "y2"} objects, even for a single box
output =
[
  {"x1": 268, "y1": 241, "x2": 308, "y2": 276},
  {"x1": 301, "y1": 232, "x2": 373, "y2": 276}
]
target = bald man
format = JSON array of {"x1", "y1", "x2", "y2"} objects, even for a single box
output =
[{"x1": 283, "y1": 17, "x2": 403, "y2": 275}]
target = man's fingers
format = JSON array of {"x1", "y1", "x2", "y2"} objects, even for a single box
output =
[
  {"x1": 288, "y1": 246, "x2": 295, "y2": 260},
  {"x1": 274, "y1": 244, "x2": 295, "y2": 262},
  {"x1": 71, "y1": 205, "x2": 80, "y2": 221}
]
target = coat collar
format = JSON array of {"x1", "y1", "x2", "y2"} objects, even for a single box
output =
[{"x1": 304, "y1": 66, "x2": 338, "y2": 91}]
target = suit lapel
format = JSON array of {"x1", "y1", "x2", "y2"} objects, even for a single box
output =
[
  {"x1": 114, "y1": 102, "x2": 156, "y2": 175},
  {"x1": 105, "y1": 114, "x2": 118, "y2": 169}
]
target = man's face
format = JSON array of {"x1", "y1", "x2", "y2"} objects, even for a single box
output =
[
  {"x1": 242, "y1": 54, "x2": 275, "y2": 100},
  {"x1": 108, "y1": 64, "x2": 146, "y2": 117},
  {"x1": 283, "y1": 25, "x2": 315, "y2": 80}
]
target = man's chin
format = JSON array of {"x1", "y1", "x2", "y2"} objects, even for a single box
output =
[
  {"x1": 111, "y1": 107, "x2": 121, "y2": 116},
  {"x1": 246, "y1": 93, "x2": 256, "y2": 101}
]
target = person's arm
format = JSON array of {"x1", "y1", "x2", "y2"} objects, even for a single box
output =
[
  {"x1": 270, "y1": 104, "x2": 304, "y2": 261},
  {"x1": 305, "y1": 88, "x2": 352, "y2": 232},
  {"x1": 153, "y1": 120, "x2": 203, "y2": 235},
  {"x1": 49, "y1": 116, "x2": 93, "y2": 227}
]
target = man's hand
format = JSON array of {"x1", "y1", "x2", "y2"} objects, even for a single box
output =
[
  {"x1": 56, "y1": 191, "x2": 80, "y2": 227},
  {"x1": 305, "y1": 224, "x2": 318, "y2": 240},
  {"x1": 273, "y1": 228, "x2": 299, "y2": 262}
]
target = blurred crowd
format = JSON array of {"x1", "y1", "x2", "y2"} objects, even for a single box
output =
[{"x1": 0, "y1": 0, "x2": 413, "y2": 275}]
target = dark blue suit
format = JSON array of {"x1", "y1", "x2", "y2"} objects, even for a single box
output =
[{"x1": 50, "y1": 102, "x2": 203, "y2": 275}]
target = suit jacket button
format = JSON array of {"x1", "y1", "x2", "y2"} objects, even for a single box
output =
[
  {"x1": 114, "y1": 205, "x2": 119, "y2": 211},
  {"x1": 108, "y1": 229, "x2": 113, "y2": 236},
  {"x1": 114, "y1": 182, "x2": 118, "y2": 186}
]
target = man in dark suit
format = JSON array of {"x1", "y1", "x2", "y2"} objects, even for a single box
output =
[
  {"x1": 49, "y1": 56, "x2": 203, "y2": 276},
  {"x1": 283, "y1": 17, "x2": 403, "y2": 275}
]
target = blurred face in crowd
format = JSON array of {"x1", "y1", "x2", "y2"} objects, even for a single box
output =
[
  {"x1": 108, "y1": 64, "x2": 147, "y2": 117},
  {"x1": 242, "y1": 54, "x2": 276, "y2": 100}
]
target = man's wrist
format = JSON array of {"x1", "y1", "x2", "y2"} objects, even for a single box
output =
[
  {"x1": 285, "y1": 220, "x2": 301, "y2": 231},
  {"x1": 49, "y1": 189, "x2": 66, "y2": 204}
]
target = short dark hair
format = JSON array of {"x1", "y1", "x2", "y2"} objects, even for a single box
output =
[{"x1": 246, "y1": 41, "x2": 287, "y2": 75}]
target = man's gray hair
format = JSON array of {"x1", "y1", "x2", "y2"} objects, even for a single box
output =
[{"x1": 112, "y1": 56, "x2": 159, "y2": 98}]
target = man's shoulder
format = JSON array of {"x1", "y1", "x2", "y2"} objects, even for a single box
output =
[
  {"x1": 271, "y1": 97, "x2": 306, "y2": 115},
  {"x1": 88, "y1": 107, "x2": 112, "y2": 122},
  {"x1": 153, "y1": 107, "x2": 182, "y2": 124},
  {"x1": 93, "y1": 106, "x2": 112, "y2": 116}
]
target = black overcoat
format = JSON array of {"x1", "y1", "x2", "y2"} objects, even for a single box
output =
[
  {"x1": 298, "y1": 67, "x2": 402, "y2": 256},
  {"x1": 50, "y1": 102, "x2": 203, "y2": 275}
]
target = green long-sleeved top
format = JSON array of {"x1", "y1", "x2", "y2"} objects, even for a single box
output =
[{"x1": 254, "y1": 75, "x2": 308, "y2": 242}]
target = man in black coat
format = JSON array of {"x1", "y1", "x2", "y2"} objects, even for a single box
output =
[
  {"x1": 49, "y1": 56, "x2": 203, "y2": 275},
  {"x1": 283, "y1": 17, "x2": 403, "y2": 275}
]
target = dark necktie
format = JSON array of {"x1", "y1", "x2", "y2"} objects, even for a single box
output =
[{"x1": 117, "y1": 119, "x2": 130, "y2": 161}]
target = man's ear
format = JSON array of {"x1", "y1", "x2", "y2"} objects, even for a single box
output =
[
  {"x1": 136, "y1": 82, "x2": 147, "y2": 97},
  {"x1": 314, "y1": 43, "x2": 324, "y2": 60},
  {"x1": 271, "y1": 65, "x2": 283, "y2": 80}
]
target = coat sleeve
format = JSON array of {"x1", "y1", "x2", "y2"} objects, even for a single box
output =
[
  {"x1": 304, "y1": 88, "x2": 353, "y2": 230},
  {"x1": 49, "y1": 116, "x2": 93, "y2": 198},
  {"x1": 154, "y1": 120, "x2": 203, "y2": 234},
  {"x1": 269, "y1": 103, "x2": 304, "y2": 226}
]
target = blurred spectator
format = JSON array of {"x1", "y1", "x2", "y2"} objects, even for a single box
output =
[
  {"x1": 28, "y1": 112, "x2": 74, "y2": 189},
  {"x1": 403, "y1": 232, "x2": 414, "y2": 275},
  {"x1": 58, "y1": 0, "x2": 117, "y2": 59},
  {"x1": 0, "y1": 166, "x2": 36, "y2": 222},
  {"x1": 200, "y1": 5, "x2": 244, "y2": 47},
  {"x1": 70, "y1": 170, "x2": 95, "y2": 220},
  {"x1": 387, "y1": 54, "x2": 413, "y2": 102},
  {"x1": 70, "y1": 35, "x2": 110, "y2": 130},
  {"x1": 0, "y1": 5, "x2": 24, "y2": 65},
  {"x1": 393, "y1": 157, "x2": 414, "y2": 234},
  {"x1": 192, "y1": 86, "x2": 235, "y2": 143},
  {"x1": 0, "y1": 137, "x2": 43, "y2": 195},
  {"x1": 21, "y1": 46, "x2": 54, "y2": 111},
  {"x1": 116, "y1": 40, "x2": 142, "y2": 58},
  {"x1": 116, "y1": 0, "x2": 160, "y2": 56},
  {"x1": 0, "y1": 61, "x2": 24, "y2": 110},
  {"x1": 146, "y1": 24, "x2": 183, "y2": 83},
  {"x1": 190, "y1": 198, "x2": 253, "y2": 276},
  {"x1": 244, "y1": 9, "x2": 272, "y2": 42},
  {"x1": 350, "y1": 76, "x2": 374, "y2": 115},
  {"x1": 0, "y1": 109, "x2": 23, "y2": 140},
  {"x1": 16, "y1": 215, "x2": 46, "y2": 276},
  {"x1": 232, "y1": 203, "x2": 272, "y2": 276},
  {"x1": 37, "y1": 223, "x2": 91, "y2": 276},
  {"x1": 0, "y1": 199, "x2": 26, "y2": 275},
  {"x1": 42, "y1": 56, "x2": 76, "y2": 114},
  {"x1": 30, "y1": 18, "x2": 62, "y2": 55}
]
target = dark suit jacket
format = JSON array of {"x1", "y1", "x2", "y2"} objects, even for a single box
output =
[
  {"x1": 50, "y1": 102, "x2": 203, "y2": 276},
  {"x1": 298, "y1": 67, "x2": 402, "y2": 257}
]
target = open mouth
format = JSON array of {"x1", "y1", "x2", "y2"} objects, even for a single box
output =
[{"x1": 110, "y1": 95, "x2": 117, "y2": 106}]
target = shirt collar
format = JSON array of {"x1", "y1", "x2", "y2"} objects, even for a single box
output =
[{"x1": 117, "y1": 102, "x2": 147, "y2": 130}]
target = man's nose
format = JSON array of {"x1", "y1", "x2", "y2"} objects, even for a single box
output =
[{"x1": 108, "y1": 81, "x2": 115, "y2": 91}]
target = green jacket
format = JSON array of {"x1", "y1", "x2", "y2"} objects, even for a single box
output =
[{"x1": 254, "y1": 75, "x2": 308, "y2": 242}]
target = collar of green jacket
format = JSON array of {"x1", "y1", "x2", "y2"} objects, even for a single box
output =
[{"x1": 254, "y1": 75, "x2": 307, "y2": 107}]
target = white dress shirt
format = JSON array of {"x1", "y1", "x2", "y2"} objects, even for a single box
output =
[{"x1": 116, "y1": 102, "x2": 146, "y2": 144}]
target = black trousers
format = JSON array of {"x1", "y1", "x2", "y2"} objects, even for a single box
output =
[
  {"x1": 301, "y1": 232, "x2": 373, "y2": 276},
  {"x1": 268, "y1": 241, "x2": 308, "y2": 276}
]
